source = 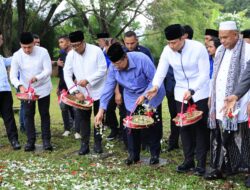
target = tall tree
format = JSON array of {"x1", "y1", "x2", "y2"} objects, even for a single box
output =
[
  {"x1": 66, "y1": 0, "x2": 147, "y2": 39},
  {"x1": 0, "y1": 0, "x2": 13, "y2": 56}
]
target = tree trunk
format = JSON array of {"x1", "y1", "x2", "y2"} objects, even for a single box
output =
[
  {"x1": 0, "y1": 0, "x2": 13, "y2": 56},
  {"x1": 17, "y1": 0, "x2": 26, "y2": 36}
]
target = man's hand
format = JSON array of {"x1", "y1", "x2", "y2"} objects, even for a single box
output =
[
  {"x1": 95, "y1": 109, "x2": 105, "y2": 126},
  {"x1": 57, "y1": 59, "x2": 64, "y2": 67},
  {"x1": 136, "y1": 95, "x2": 145, "y2": 105},
  {"x1": 220, "y1": 95, "x2": 238, "y2": 116},
  {"x1": 183, "y1": 90, "x2": 192, "y2": 101},
  {"x1": 78, "y1": 79, "x2": 89, "y2": 87},
  {"x1": 19, "y1": 85, "x2": 26, "y2": 93},
  {"x1": 146, "y1": 86, "x2": 158, "y2": 100},
  {"x1": 30, "y1": 77, "x2": 38, "y2": 84},
  {"x1": 75, "y1": 92, "x2": 85, "y2": 101},
  {"x1": 115, "y1": 92, "x2": 122, "y2": 105}
]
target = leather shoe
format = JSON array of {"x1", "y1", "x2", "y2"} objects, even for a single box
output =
[
  {"x1": 24, "y1": 143, "x2": 35, "y2": 152},
  {"x1": 245, "y1": 176, "x2": 250, "y2": 188},
  {"x1": 204, "y1": 169, "x2": 223, "y2": 180},
  {"x1": 11, "y1": 140, "x2": 21, "y2": 150},
  {"x1": 124, "y1": 156, "x2": 140, "y2": 166},
  {"x1": 193, "y1": 167, "x2": 205, "y2": 176},
  {"x1": 176, "y1": 161, "x2": 195, "y2": 173},
  {"x1": 79, "y1": 143, "x2": 90, "y2": 155},
  {"x1": 43, "y1": 141, "x2": 53, "y2": 151},
  {"x1": 149, "y1": 156, "x2": 159, "y2": 165},
  {"x1": 93, "y1": 141, "x2": 103, "y2": 154}
]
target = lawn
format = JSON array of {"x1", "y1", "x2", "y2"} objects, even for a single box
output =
[{"x1": 0, "y1": 77, "x2": 248, "y2": 190}]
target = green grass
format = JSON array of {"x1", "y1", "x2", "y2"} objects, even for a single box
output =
[{"x1": 0, "y1": 77, "x2": 248, "y2": 189}]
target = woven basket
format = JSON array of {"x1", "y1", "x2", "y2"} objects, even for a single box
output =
[
  {"x1": 173, "y1": 101, "x2": 203, "y2": 127},
  {"x1": 61, "y1": 94, "x2": 92, "y2": 110},
  {"x1": 123, "y1": 115, "x2": 154, "y2": 129}
]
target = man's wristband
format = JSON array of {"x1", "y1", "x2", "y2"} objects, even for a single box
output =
[
  {"x1": 188, "y1": 89, "x2": 195, "y2": 96},
  {"x1": 72, "y1": 90, "x2": 80, "y2": 95}
]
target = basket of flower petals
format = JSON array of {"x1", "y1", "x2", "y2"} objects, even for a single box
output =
[
  {"x1": 60, "y1": 89, "x2": 93, "y2": 110},
  {"x1": 123, "y1": 115, "x2": 154, "y2": 129},
  {"x1": 173, "y1": 102, "x2": 203, "y2": 127},
  {"x1": 16, "y1": 86, "x2": 39, "y2": 101}
]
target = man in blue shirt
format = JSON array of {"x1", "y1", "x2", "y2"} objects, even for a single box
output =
[
  {"x1": 0, "y1": 31, "x2": 21, "y2": 150},
  {"x1": 95, "y1": 42, "x2": 165, "y2": 165}
]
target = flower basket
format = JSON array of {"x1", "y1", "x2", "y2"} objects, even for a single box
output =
[
  {"x1": 16, "y1": 86, "x2": 39, "y2": 101},
  {"x1": 60, "y1": 85, "x2": 93, "y2": 110},
  {"x1": 123, "y1": 115, "x2": 154, "y2": 129},
  {"x1": 173, "y1": 101, "x2": 203, "y2": 127}
]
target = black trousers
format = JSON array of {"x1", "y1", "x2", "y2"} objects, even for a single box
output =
[
  {"x1": 176, "y1": 98, "x2": 209, "y2": 168},
  {"x1": 23, "y1": 95, "x2": 51, "y2": 144},
  {"x1": 0, "y1": 91, "x2": 19, "y2": 142},
  {"x1": 60, "y1": 101, "x2": 75, "y2": 131},
  {"x1": 74, "y1": 100, "x2": 101, "y2": 144},
  {"x1": 126, "y1": 105, "x2": 163, "y2": 159},
  {"x1": 105, "y1": 94, "x2": 119, "y2": 131},
  {"x1": 166, "y1": 91, "x2": 179, "y2": 147}
]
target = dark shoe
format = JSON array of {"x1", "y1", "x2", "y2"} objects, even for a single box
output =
[
  {"x1": 167, "y1": 144, "x2": 179, "y2": 152},
  {"x1": 11, "y1": 140, "x2": 21, "y2": 150},
  {"x1": 106, "y1": 130, "x2": 118, "y2": 141},
  {"x1": 43, "y1": 140, "x2": 53, "y2": 151},
  {"x1": 176, "y1": 161, "x2": 195, "y2": 173},
  {"x1": 24, "y1": 143, "x2": 35, "y2": 152},
  {"x1": 245, "y1": 176, "x2": 250, "y2": 188},
  {"x1": 79, "y1": 143, "x2": 90, "y2": 155},
  {"x1": 149, "y1": 156, "x2": 159, "y2": 165},
  {"x1": 124, "y1": 156, "x2": 140, "y2": 166},
  {"x1": 204, "y1": 169, "x2": 223, "y2": 180},
  {"x1": 93, "y1": 141, "x2": 103, "y2": 154},
  {"x1": 193, "y1": 167, "x2": 206, "y2": 176}
]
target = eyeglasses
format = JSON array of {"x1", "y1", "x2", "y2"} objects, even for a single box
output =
[{"x1": 71, "y1": 41, "x2": 83, "y2": 49}]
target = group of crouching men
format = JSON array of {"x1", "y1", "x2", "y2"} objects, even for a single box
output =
[{"x1": 0, "y1": 20, "x2": 250, "y2": 187}]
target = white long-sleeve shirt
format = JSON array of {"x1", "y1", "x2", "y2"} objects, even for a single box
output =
[
  {"x1": 10, "y1": 46, "x2": 52, "y2": 98},
  {"x1": 152, "y1": 39, "x2": 210, "y2": 102},
  {"x1": 63, "y1": 43, "x2": 107, "y2": 100},
  {"x1": 215, "y1": 43, "x2": 250, "y2": 122}
]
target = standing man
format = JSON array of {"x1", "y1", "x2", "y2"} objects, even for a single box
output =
[
  {"x1": 0, "y1": 31, "x2": 21, "y2": 150},
  {"x1": 205, "y1": 21, "x2": 250, "y2": 186},
  {"x1": 63, "y1": 30, "x2": 107, "y2": 155},
  {"x1": 96, "y1": 32, "x2": 120, "y2": 141},
  {"x1": 147, "y1": 24, "x2": 210, "y2": 176},
  {"x1": 207, "y1": 37, "x2": 221, "y2": 78},
  {"x1": 123, "y1": 30, "x2": 153, "y2": 61},
  {"x1": 124, "y1": 30, "x2": 155, "y2": 150},
  {"x1": 10, "y1": 32, "x2": 53, "y2": 151},
  {"x1": 204, "y1": 29, "x2": 218, "y2": 47},
  {"x1": 95, "y1": 42, "x2": 165, "y2": 165},
  {"x1": 57, "y1": 35, "x2": 79, "y2": 138}
]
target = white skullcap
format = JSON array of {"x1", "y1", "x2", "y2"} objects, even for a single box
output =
[{"x1": 219, "y1": 21, "x2": 238, "y2": 30}]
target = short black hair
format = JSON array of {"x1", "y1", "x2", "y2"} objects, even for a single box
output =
[
  {"x1": 124, "y1": 31, "x2": 137, "y2": 38},
  {"x1": 33, "y1": 34, "x2": 40, "y2": 39},
  {"x1": 58, "y1": 35, "x2": 69, "y2": 40},
  {"x1": 183, "y1": 25, "x2": 193, "y2": 39},
  {"x1": 0, "y1": 30, "x2": 2, "y2": 35},
  {"x1": 209, "y1": 37, "x2": 221, "y2": 48}
]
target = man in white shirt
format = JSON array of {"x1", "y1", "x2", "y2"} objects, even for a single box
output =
[
  {"x1": 63, "y1": 30, "x2": 107, "y2": 155},
  {"x1": 10, "y1": 32, "x2": 53, "y2": 152},
  {"x1": 147, "y1": 24, "x2": 210, "y2": 176},
  {"x1": 0, "y1": 30, "x2": 21, "y2": 150},
  {"x1": 205, "y1": 21, "x2": 250, "y2": 187}
]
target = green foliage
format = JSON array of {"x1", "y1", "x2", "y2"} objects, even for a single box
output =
[
  {"x1": 142, "y1": 0, "x2": 222, "y2": 60},
  {"x1": 215, "y1": 10, "x2": 249, "y2": 30}
]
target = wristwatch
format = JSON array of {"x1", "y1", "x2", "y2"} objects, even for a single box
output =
[
  {"x1": 72, "y1": 90, "x2": 80, "y2": 95},
  {"x1": 188, "y1": 89, "x2": 195, "y2": 96}
]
